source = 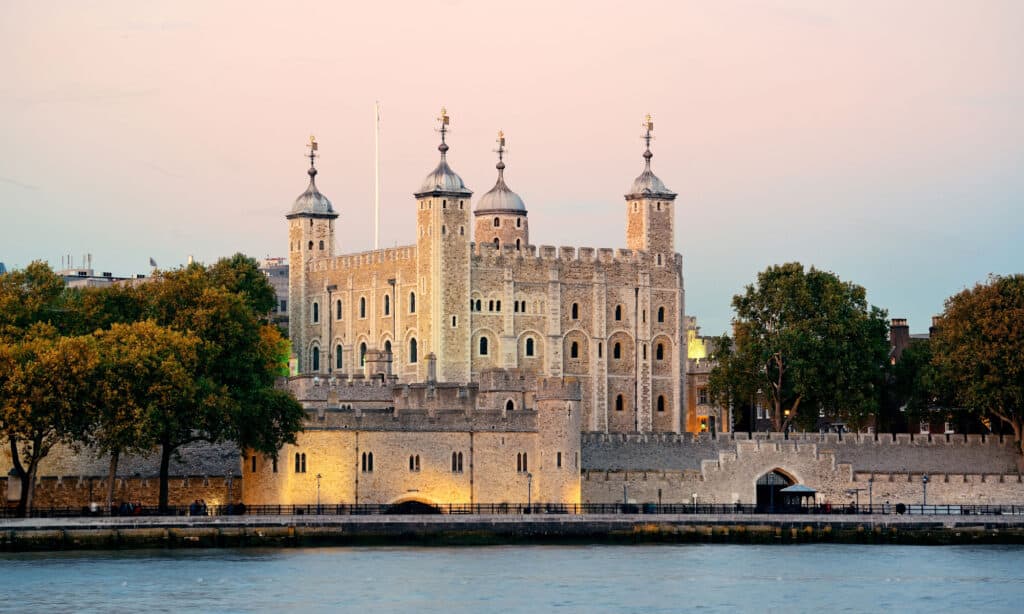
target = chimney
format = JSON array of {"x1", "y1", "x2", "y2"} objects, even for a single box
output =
[
  {"x1": 929, "y1": 315, "x2": 941, "y2": 338},
  {"x1": 890, "y1": 318, "x2": 911, "y2": 362}
]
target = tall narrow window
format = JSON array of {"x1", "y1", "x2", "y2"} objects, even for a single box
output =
[
  {"x1": 522, "y1": 452, "x2": 528, "y2": 472},
  {"x1": 336, "y1": 299, "x2": 343, "y2": 320},
  {"x1": 360, "y1": 342, "x2": 367, "y2": 366},
  {"x1": 479, "y1": 337, "x2": 489, "y2": 356},
  {"x1": 516, "y1": 218, "x2": 522, "y2": 228},
  {"x1": 615, "y1": 394, "x2": 624, "y2": 412},
  {"x1": 514, "y1": 302, "x2": 519, "y2": 313},
  {"x1": 615, "y1": 305, "x2": 622, "y2": 321},
  {"x1": 409, "y1": 338, "x2": 418, "y2": 363},
  {"x1": 493, "y1": 238, "x2": 500, "y2": 249},
  {"x1": 361, "y1": 452, "x2": 367, "y2": 472},
  {"x1": 657, "y1": 395, "x2": 666, "y2": 412},
  {"x1": 657, "y1": 306, "x2": 665, "y2": 323},
  {"x1": 318, "y1": 240, "x2": 324, "y2": 250},
  {"x1": 557, "y1": 452, "x2": 562, "y2": 468},
  {"x1": 336, "y1": 344, "x2": 343, "y2": 369},
  {"x1": 367, "y1": 452, "x2": 373, "y2": 472},
  {"x1": 457, "y1": 452, "x2": 463, "y2": 472},
  {"x1": 516, "y1": 453, "x2": 522, "y2": 472},
  {"x1": 312, "y1": 302, "x2": 319, "y2": 323},
  {"x1": 301, "y1": 453, "x2": 306, "y2": 473},
  {"x1": 410, "y1": 292, "x2": 416, "y2": 313},
  {"x1": 384, "y1": 294, "x2": 390, "y2": 316},
  {"x1": 506, "y1": 399, "x2": 514, "y2": 412},
  {"x1": 643, "y1": 344, "x2": 647, "y2": 360},
  {"x1": 312, "y1": 346, "x2": 320, "y2": 371},
  {"x1": 488, "y1": 300, "x2": 494, "y2": 311},
  {"x1": 415, "y1": 455, "x2": 420, "y2": 471},
  {"x1": 359, "y1": 297, "x2": 366, "y2": 318},
  {"x1": 516, "y1": 238, "x2": 521, "y2": 250},
  {"x1": 571, "y1": 303, "x2": 579, "y2": 319},
  {"x1": 598, "y1": 342, "x2": 603, "y2": 358},
  {"x1": 384, "y1": 340, "x2": 392, "y2": 355},
  {"x1": 570, "y1": 341, "x2": 579, "y2": 359},
  {"x1": 525, "y1": 337, "x2": 534, "y2": 357},
  {"x1": 295, "y1": 453, "x2": 301, "y2": 473},
  {"x1": 272, "y1": 457, "x2": 277, "y2": 473},
  {"x1": 409, "y1": 455, "x2": 415, "y2": 471},
  {"x1": 496, "y1": 301, "x2": 501, "y2": 311},
  {"x1": 251, "y1": 455, "x2": 256, "y2": 473},
  {"x1": 493, "y1": 217, "x2": 500, "y2": 227},
  {"x1": 656, "y1": 343, "x2": 664, "y2": 360},
  {"x1": 452, "y1": 452, "x2": 459, "y2": 472},
  {"x1": 613, "y1": 343, "x2": 621, "y2": 359}
]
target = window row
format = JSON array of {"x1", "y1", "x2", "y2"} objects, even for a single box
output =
[
  {"x1": 491, "y1": 216, "x2": 523, "y2": 228},
  {"x1": 475, "y1": 337, "x2": 535, "y2": 357},
  {"x1": 613, "y1": 394, "x2": 669, "y2": 413},
  {"x1": 563, "y1": 303, "x2": 668, "y2": 323},
  {"x1": 311, "y1": 293, "x2": 417, "y2": 323},
  {"x1": 310, "y1": 338, "x2": 417, "y2": 371},
  {"x1": 471, "y1": 299, "x2": 502, "y2": 312}
]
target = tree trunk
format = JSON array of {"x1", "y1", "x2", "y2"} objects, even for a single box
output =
[
  {"x1": 24, "y1": 459, "x2": 38, "y2": 515},
  {"x1": 105, "y1": 449, "x2": 120, "y2": 515},
  {"x1": 9, "y1": 438, "x2": 27, "y2": 518},
  {"x1": 158, "y1": 443, "x2": 172, "y2": 513}
]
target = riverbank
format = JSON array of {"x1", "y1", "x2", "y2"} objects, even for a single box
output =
[{"x1": 3, "y1": 514, "x2": 1024, "y2": 551}]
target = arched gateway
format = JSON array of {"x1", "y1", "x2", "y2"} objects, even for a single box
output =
[{"x1": 756, "y1": 470, "x2": 795, "y2": 512}]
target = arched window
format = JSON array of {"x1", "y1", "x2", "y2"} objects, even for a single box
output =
[
  {"x1": 493, "y1": 238, "x2": 500, "y2": 249},
  {"x1": 496, "y1": 300, "x2": 501, "y2": 311},
  {"x1": 336, "y1": 344, "x2": 343, "y2": 369},
  {"x1": 525, "y1": 337, "x2": 534, "y2": 357},
  {"x1": 516, "y1": 238, "x2": 521, "y2": 250},
  {"x1": 571, "y1": 303, "x2": 579, "y2": 319},
  {"x1": 516, "y1": 217, "x2": 522, "y2": 228},
  {"x1": 615, "y1": 305, "x2": 622, "y2": 321},
  {"x1": 598, "y1": 342, "x2": 603, "y2": 358},
  {"x1": 384, "y1": 294, "x2": 390, "y2": 316},
  {"x1": 570, "y1": 341, "x2": 579, "y2": 359},
  {"x1": 312, "y1": 302, "x2": 319, "y2": 323},
  {"x1": 301, "y1": 453, "x2": 306, "y2": 473},
  {"x1": 475, "y1": 299, "x2": 482, "y2": 311},
  {"x1": 409, "y1": 455, "x2": 415, "y2": 471},
  {"x1": 488, "y1": 300, "x2": 494, "y2": 311},
  {"x1": 522, "y1": 452, "x2": 528, "y2": 472},
  {"x1": 359, "y1": 342, "x2": 367, "y2": 366},
  {"x1": 656, "y1": 254, "x2": 662, "y2": 266},
  {"x1": 657, "y1": 306, "x2": 665, "y2": 323},
  {"x1": 384, "y1": 340, "x2": 392, "y2": 355},
  {"x1": 615, "y1": 394, "x2": 624, "y2": 412},
  {"x1": 479, "y1": 336, "x2": 489, "y2": 356},
  {"x1": 452, "y1": 452, "x2": 458, "y2": 472},
  {"x1": 312, "y1": 346, "x2": 320, "y2": 371},
  {"x1": 513, "y1": 302, "x2": 518, "y2": 313},
  {"x1": 409, "y1": 338, "x2": 418, "y2": 363},
  {"x1": 506, "y1": 399, "x2": 514, "y2": 412},
  {"x1": 368, "y1": 452, "x2": 373, "y2": 472},
  {"x1": 409, "y1": 292, "x2": 416, "y2": 313},
  {"x1": 493, "y1": 217, "x2": 500, "y2": 227},
  {"x1": 613, "y1": 343, "x2": 621, "y2": 359},
  {"x1": 457, "y1": 452, "x2": 463, "y2": 472},
  {"x1": 295, "y1": 452, "x2": 301, "y2": 473},
  {"x1": 516, "y1": 453, "x2": 522, "y2": 472},
  {"x1": 308, "y1": 241, "x2": 313, "y2": 250},
  {"x1": 336, "y1": 299, "x2": 343, "y2": 320},
  {"x1": 361, "y1": 452, "x2": 366, "y2": 472},
  {"x1": 359, "y1": 297, "x2": 366, "y2": 318},
  {"x1": 656, "y1": 343, "x2": 664, "y2": 360},
  {"x1": 657, "y1": 395, "x2": 666, "y2": 413}
]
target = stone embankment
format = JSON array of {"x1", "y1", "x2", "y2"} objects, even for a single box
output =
[{"x1": 3, "y1": 514, "x2": 1024, "y2": 551}]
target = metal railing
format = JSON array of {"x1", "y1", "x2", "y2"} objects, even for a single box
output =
[{"x1": 4, "y1": 502, "x2": 1024, "y2": 519}]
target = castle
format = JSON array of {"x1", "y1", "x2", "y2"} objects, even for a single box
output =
[{"x1": 244, "y1": 111, "x2": 688, "y2": 507}]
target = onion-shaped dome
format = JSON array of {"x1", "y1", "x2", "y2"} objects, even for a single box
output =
[
  {"x1": 415, "y1": 110, "x2": 473, "y2": 198},
  {"x1": 289, "y1": 166, "x2": 336, "y2": 216},
  {"x1": 625, "y1": 116, "x2": 676, "y2": 200},
  {"x1": 476, "y1": 158, "x2": 526, "y2": 214}
]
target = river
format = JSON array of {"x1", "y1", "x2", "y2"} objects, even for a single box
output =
[{"x1": 3, "y1": 544, "x2": 1023, "y2": 612}]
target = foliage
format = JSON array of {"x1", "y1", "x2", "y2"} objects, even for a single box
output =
[
  {"x1": 931, "y1": 274, "x2": 1024, "y2": 456},
  {"x1": 710, "y1": 262, "x2": 890, "y2": 431}
]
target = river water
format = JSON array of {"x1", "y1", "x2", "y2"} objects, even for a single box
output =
[{"x1": 3, "y1": 544, "x2": 1023, "y2": 613}]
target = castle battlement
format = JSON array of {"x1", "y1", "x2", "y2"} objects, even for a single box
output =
[
  {"x1": 535, "y1": 376, "x2": 583, "y2": 401},
  {"x1": 306, "y1": 405, "x2": 539, "y2": 432},
  {"x1": 469, "y1": 241, "x2": 653, "y2": 268}
]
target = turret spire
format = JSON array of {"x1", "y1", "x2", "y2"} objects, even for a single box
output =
[
  {"x1": 495, "y1": 130, "x2": 507, "y2": 181},
  {"x1": 436, "y1": 107, "x2": 450, "y2": 157},
  {"x1": 307, "y1": 135, "x2": 319, "y2": 180},
  {"x1": 642, "y1": 114, "x2": 654, "y2": 169}
]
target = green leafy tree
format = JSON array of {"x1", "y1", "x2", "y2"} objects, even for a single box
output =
[
  {"x1": 931, "y1": 274, "x2": 1024, "y2": 458},
  {"x1": 92, "y1": 321, "x2": 200, "y2": 512},
  {"x1": 710, "y1": 263, "x2": 890, "y2": 431}
]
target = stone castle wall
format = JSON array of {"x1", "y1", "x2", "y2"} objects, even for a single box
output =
[{"x1": 3, "y1": 476, "x2": 241, "y2": 509}]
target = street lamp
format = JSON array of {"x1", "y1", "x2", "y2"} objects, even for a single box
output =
[
  {"x1": 526, "y1": 472, "x2": 533, "y2": 512},
  {"x1": 922, "y1": 474, "x2": 929, "y2": 508},
  {"x1": 868, "y1": 476, "x2": 874, "y2": 512},
  {"x1": 226, "y1": 470, "x2": 233, "y2": 515},
  {"x1": 316, "y1": 473, "x2": 322, "y2": 514},
  {"x1": 783, "y1": 409, "x2": 791, "y2": 438}
]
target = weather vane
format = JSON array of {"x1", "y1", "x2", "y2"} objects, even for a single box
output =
[
  {"x1": 495, "y1": 130, "x2": 506, "y2": 163},
  {"x1": 308, "y1": 135, "x2": 318, "y2": 167},
  {"x1": 437, "y1": 107, "x2": 450, "y2": 145},
  {"x1": 642, "y1": 114, "x2": 654, "y2": 150}
]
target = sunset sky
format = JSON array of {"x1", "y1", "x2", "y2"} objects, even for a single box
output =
[{"x1": 2, "y1": 1, "x2": 1021, "y2": 334}]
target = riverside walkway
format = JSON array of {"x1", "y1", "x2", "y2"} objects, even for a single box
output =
[{"x1": 3, "y1": 513, "x2": 1024, "y2": 550}]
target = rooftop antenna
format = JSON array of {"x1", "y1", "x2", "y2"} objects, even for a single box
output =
[{"x1": 374, "y1": 101, "x2": 382, "y2": 251}]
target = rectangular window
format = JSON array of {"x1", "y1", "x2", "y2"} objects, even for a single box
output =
[
  {"x1": 557, "y1": 452, "x2": 562, "y2": 468},
  {"x1": 280, "y1": 299, "x2": 287, "y2": 313},
  {"x1": 698, "y1": 388, "x2": 708, "y2": 405},
  {"x1": 251, "y1": 455, "x2": 256, "y2": 473}
]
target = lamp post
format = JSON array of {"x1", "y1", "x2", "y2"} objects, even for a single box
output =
[
  {"x1": 922, "y1": 474, "x2": 929, "y2": 508},
  {"x1": 526, "y1": 472, "x2": 533, "y2": 512},
  {"x1": 783, "y1": 408, "x2": 791, "y2": 439},
  {"x1": 316, "y1": 473, "x2": 322, "y2": 514},
  {"x1": 868, "y1": 476, "x2": 874, "y2": 512},
  {"x1": 226, "y1": 470, "x2": 233, "y2": 515}
]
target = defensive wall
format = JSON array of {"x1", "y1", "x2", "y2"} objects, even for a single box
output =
[{"x1": 582, "y1": 432, "x2": 1024, "y2": 506}]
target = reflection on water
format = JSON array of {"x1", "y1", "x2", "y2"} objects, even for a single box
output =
[{"x1": 3, "y1": 544, "x2": 1024, "y2": 613}]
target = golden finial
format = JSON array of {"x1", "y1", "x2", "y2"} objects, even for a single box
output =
[
  {"x1": 498, "y1": 130, "x2": 505, "y2": 147},
  {"x1": 438, "y1": 107, "x2": 449, "y2": 125},
  {"x1": 644, "y1": 114, "x2": 653, "y2": 131},
  {"x1": 307, "y1": 135, "x2": 318, "y2": 168}
]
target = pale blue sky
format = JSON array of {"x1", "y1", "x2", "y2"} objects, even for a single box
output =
[{"x1": 1, "y1": 1, "x2": 1021, "y2": 334}]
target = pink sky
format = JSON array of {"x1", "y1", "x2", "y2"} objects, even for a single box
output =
[{"x1": 1, "y1": 1, "x2": 1021, "y2": 333}]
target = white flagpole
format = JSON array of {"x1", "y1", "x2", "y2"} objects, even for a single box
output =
[{"x1": 374, "y1": 101, "x2": 381, "y2": 251}]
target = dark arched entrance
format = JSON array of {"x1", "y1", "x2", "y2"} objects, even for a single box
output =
[{"x1": 756, "y1": 470, "x2": 794, "y2": 512}]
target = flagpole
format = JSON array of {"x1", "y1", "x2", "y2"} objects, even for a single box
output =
[{"x1": 374, "y1": 101, "x2": 381, "y2": 251}]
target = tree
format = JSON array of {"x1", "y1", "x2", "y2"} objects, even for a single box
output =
[
  {"x1": 931, "y1": 274, "x2": 1024, "y2": 458},
  {"x1": 140, "y1": 259, "x2": 304, "y2": 511},
  {"x1": 92, "y1": 321, "x2": 200, "y2": 512},
  {"x1": 710, "y1": 263, "x2": 890, "y2": 431},
  {"x1": 2, "y1": 327, "x2": 100, "y2": 516},
  {"x1": 0, "y1": 261, "x2": 65, "y2": 339},
  {"x1": 707, "y1": 333, "x2": 760, "y2": 431}
]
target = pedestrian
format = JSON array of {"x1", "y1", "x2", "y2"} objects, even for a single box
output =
[
  {"x1": 189, "y1": 499, "x2": 199, "y2": 516},
  {"x1": 883, "y1": 500, "x2": 891, "y2": 514}
]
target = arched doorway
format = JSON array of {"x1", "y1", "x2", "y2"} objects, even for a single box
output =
[{"x1": 756, "y1": 470, "x2": 795, "y2": 512}]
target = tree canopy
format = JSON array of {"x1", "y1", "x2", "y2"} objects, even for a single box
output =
[
  {"x1": 708, "y1": 262, "x2": 890, "y2": 431},
  {"x1": 930, "y1": 274, "x2": 1024, "y2": 457}
]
